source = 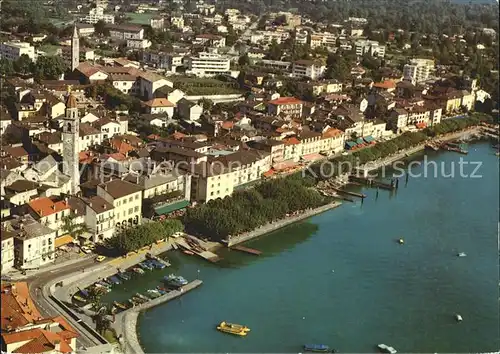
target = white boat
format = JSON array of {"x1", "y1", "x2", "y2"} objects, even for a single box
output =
[
  {"x1": 457, "y1": 252, "x2": 467, "y2": 257},
  {"x1": 455, "y1": 314, "x2": 463, "y2": 322},
  {"x1": 377, "y1": 344, "x2": 397, "y2": 354}
]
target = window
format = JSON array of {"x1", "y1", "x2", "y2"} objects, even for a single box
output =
[
  {"x1": 210, "y1": 192, "x2": 214, "y2": 196},
  {"x1": 135, "y1": 194, "x2": 139, "y2": 200},
  {"x1": 134, "y1": 206, "x2": 139, "y2": 212},
  {"x1": 129, "y1": 208, "x2": 133, "y2": 215},
  {"x1": 123, "y1": 199, "x2": 127, "y2": 205},
  {"x1": 116, "y1": 212, "x2": 120, "y2": 218},
  {"x1": 129, "y1": 197, "x2": 133, "y2": 202}
]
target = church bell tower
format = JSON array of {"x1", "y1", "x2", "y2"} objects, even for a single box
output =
[
  {"x1": 62, "y1": 88, "x2": 80, "y2": 195},
  {"x1": 71, "y1": 25, "x2": 80, "y2": 71}
]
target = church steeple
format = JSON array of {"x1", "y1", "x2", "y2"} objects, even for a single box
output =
[
  {"x1": 71, "y1": 25, "x2": 79, "y2": 71},
  {"x1": 62, "y1": 88, "x2": 80, "y2": 195}
]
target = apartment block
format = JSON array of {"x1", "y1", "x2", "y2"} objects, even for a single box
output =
[
  {"x1": 0, "y1": 41, "x2": 36, "y2": 61},
  {"x1": 292, "y1": 60, "x2": 326, "y2": 80},
  {"x1": 185, "y1": 51, "x2": 231, "y2": 77},
  {"x1": 354, "y1": 40, "x2": 386, "y2": 57},
  {"x1": 403, "y1": 58, "x2": 435, "y2": 85},
  {"x1": 81, "y1": 6, "x2": 115, "y2": 24}
]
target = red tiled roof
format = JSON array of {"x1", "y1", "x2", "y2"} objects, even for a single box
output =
[
  {"x1": 221, "y1": 121, "x2": 234, "y2": 130},
  {"x1": 283, "y1": 136, "x2": 301, "y2": 145},
  {"x1": 143, "y1": 98, "x2": 175, "y2": 107},
  {"x1": 1, "y1": 282, "x2": 43, "y2": 332},
  {"x1": 170, "y1": 132, "x2": 187, "y2": 140},
  {"x1": 373, "y1": 80, "x2": 396, "y2": 89},
  {"x1": 322, "y1": 128, "x2": 343, "y2": 139},
  {"x1": 110, "y1": 138, "x2": 134, "y2": 155},
  {"x1": 28, "y1": 197, "x2": 69, "y2": 218},
  {"x1": 268, "y1": 97, "x2": 303, "y2": 105},
  {"x1": 105, "y1": 152, "x2": 127, "y2": 161}
]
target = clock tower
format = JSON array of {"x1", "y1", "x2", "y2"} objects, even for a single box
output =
[{"x1": 62, "y1": 89, "x2": 80, "y2": 195}]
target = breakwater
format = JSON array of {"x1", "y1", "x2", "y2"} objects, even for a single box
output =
[
  {"x1": 226, "y1": 201, "x2": 341, "y2": 247},
  {"x1": 114, "y1": 280, "x2": 203, "y2": 354}
]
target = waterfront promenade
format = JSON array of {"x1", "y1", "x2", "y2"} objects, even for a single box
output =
[
  {"x1": 227, "y1": 201, "x2": 342, "y2": 247},
  {"x1": 356, "y1": 127, "x2": 481, "y2": 174},
  {"x1": 113, "y1": 280, "x2": 203, "y2": 354}
]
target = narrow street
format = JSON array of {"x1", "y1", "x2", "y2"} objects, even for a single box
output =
[{"x1": 27, "y1": 257, "x2": 104, "y2": 349}]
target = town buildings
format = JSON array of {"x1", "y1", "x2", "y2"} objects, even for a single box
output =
[
  {"x1": 0, "y1": 41, "x2": 36, "y2": 61},
  {"x1": 185, "y1": 51, "x2": 231, "y2": 77},
  {"x1": 403, "y1": 59, "x2": 435, "y2": 85},
  {"x1": 354, "y1": 39, "x2": 386, "y2": 57}
]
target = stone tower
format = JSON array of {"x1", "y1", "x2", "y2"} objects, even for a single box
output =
[
  {"x1": 71, "y1": 25, "x2": 79, "y2": 71},
  {"x1": 62, "y1": 89, "x2": 80, "y2": 195}
]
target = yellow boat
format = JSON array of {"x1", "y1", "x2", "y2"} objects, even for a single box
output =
[{"x1": 216, "y1": 321, "x2": 250, "y2": 336}]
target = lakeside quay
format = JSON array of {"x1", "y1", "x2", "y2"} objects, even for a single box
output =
[
  {"x1": 356, "y1": 127, "x2": 481, "y2": 174},
  {"x1": 113, "y1": 280, "x2": 203, "y2": 354},
  {"x1": 138, "y1": 142, "x2": 499, "y2": 353},
  {"x1": 226, "y1": 201, "x2": 342, "y2": 247}
]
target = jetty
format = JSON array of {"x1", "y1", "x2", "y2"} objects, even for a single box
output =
[
  {"x1": 230, "y1": 245, "x2": 262, "y2": 255},
  {"x1": 440, "y1": 142, "x2": 468, "y2": 155},
  {"x1": 349, "y1": 175, "x2": 397, "y2": 190}
]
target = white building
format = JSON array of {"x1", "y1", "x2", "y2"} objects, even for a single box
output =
[
  {"x1": 137, "y1": 71, "x2": 173, "y2": 100},
  {"x1": 83, "y1": 195, "x2": 115, "y2": 242},
  {"x1": 81, "y1": 6, "x2": 115, "y2": 24},
  {"x1": 0, "y1": 41, "x2": 36, "y2": 61},
  {"x1": 292, "y1": 60, "x2": 326, "y2": 80},
  {"x1": 127, "y1": 38, "x2": 152, "y2": 49},
  {"x1": 171, "y1": 16, "x2": 184, "y2": 29},
  {"x1": 1, "y1": 230, "x2": 15, "y2": 272},
  {"x1": 186, "y1": 51, "x2": 231, "y2": 77},
  {"x1": 143, "y1": 98, "x2": 175, "y2": 116},
  {"x1": 107, "y1": 24, "x2": 144, "y2": 40},
  {"x1": 97, "y1": 179, "x2": 143, "y2": 230},
  {"x1": 8, "y1": 215, "x2": 56, "y2": 269},
  {"x1": 403, "y1": 58, "x2": 435, "y2": 85},
  {"x1": 142, "y1": 50, "x2": 185, "y2": 71},
  {"x1": 354, "y1": 40, "x2": 386, "y2": 57}
]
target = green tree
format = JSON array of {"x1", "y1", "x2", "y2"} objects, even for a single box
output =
[
  {"x1": 0, "y1": 59, "x2": 14, "y2": 76},
  {"x1": 32, "y1": 56, "x2": 68, "y2": 81},
  {"x1": 238, "y1": 53, "x2": 250, "y2": 67},
  {"x1": 94, "y1": 20, "x2": 110, "y2": 36},
  {"x1": 61, "y1": 214, "x2": 91, "y2": 239},
  {"x1": 198, "y1": 98, "x2": 214, "y2": 112},
  {"x1": 13, "y1": 54, "x2": 33, "y2": 75}
]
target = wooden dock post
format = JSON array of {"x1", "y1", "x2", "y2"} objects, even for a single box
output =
[
  {"x1": 376, "y1": 187, "x2": 379, "y2": 199},
  {"x1": 405, "y1": 172, "x2": 409, "y2": 186}
]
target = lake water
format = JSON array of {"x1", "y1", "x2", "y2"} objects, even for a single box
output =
[{"x1": 107, "y1": 142, "x2": 499, "y2": 353}]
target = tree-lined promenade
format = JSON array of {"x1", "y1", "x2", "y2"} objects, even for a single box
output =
[{"x1": 182, "y1": 113, "x2": 497, "y2": 241}]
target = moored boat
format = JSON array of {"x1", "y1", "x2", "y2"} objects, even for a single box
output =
[
  {"x1": 455, "y1": 314, "x2": 463, "y2": 322},
  {"x1": 135, "y1": 293, "x2": 149, "y2": 301},
  {"x1": 377, "y1": 344, "x2": 397, "y2": 354},
  {"x1": 73, "y1": 295, "x2": 87, "y2": 303},
  {"x1": 183, "y1": 250, "x2": 194, "y2": 255},
  {"x1": 457, "y1": 252, "x2": 467, "y2": 257},
  {"x1": 107, "y1": 276, "x2": 121, "y2": 285},
  {"x1": 132, "y1": 267, "x2": 145, "y2": 274},
  {"x1": 304, "y1": 344, "x2": 330, "y2": 353},
  {"x1": 79, "y1": 289, "x2": 89, "y2": 297},
  {"x1": 117, "y1": 272, "x2": 130, "y2": 281},
  {"x1": 216, "y1": 321, "x2": 250, "y2": 336},
  {"x1": 139, "y1": 262, "x2": 154, "y2": 271},
  {"x1": 164, "y1": 274, "x2": 188, "y2": 287},
  {"x1": 113, "y1": 301, "x2": 127, "y2": 310}
]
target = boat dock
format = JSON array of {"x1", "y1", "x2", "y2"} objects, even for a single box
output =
[
  {"x1": 175, "y1": 237, "x2": 221, "y2": 263},
  {"x1": 349, "y1": 175, "x2": 397, "y2": 190},
  {"x1": 230, "y1": 245, "x2": 262, "y2": 255},
  {"x1": 146, "y1": 253, "x2": 170, "y2": 267}
]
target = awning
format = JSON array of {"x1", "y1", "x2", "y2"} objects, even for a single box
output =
[
  {"x1": 363, "y1": 135, "x2": 374, "y2": 143},
  {"x1": 416, "y1": 122, "x2": 427, "y2": 129},
  {"x1": 154, "y1": 199, "x2": 190, "y2": 215},
  {"x1": 302, "y1": 153, "x2": 323, "y2": 161},
  {"x1": 356, "y1": 137, "x2": 365, "y2": 145},
  {"x1": 55, "y1": 235, "x2": 75, "y2": 248},
  {"x1": 345, "y1": 141, "x2": 357, "y2": 148},
  {"x1": 263, "y1": 169, "x2": 275, "y2": 177},
  {"x1": 273, "y1": 160, "x2": 298, "y2": 171}
]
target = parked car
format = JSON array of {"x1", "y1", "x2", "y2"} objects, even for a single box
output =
[
  {"x1": 80, "y1": 246, "x2": 92, "y2": 254},
  {"x1": 95, "y1": 255, "x2": 106, "y2": 262}
]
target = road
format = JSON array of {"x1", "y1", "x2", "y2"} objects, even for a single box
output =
[{"x1": 27, "y1": 257, "x2": 103, "y2": 349}]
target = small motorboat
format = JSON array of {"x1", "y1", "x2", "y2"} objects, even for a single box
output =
[
  {"x1": 455, "y1": 314, "x2": 463, "y2": 322},
  {"x1": 95, "y1": 282, "x2": 110, "y2": 289},
  {"x1": 164, "y1": 274, "x2": 188, "y2": 287},
  {"x1": 377, "y1": 344, "x2": 397, "y2": 354},
  {"x1": 183, "y1": 250, "x2": 195, "y2": 255},
  {"x1": 139, "y1": 262, "x2": 154, "y2": 271},
  {"x1": 135, "y1": 293, "x2": 149, "y2": 301},
  {"x1": 79, "y1": 289, "x2": 89, "y2": 297},
  {"x1": 304, "y1": 344, "x2": 330, "y2": 353},
  {"x1": 107, "y1": 276, "x2": 121, "y2": 285},
  {"x1": 113, "y1": 301, "x2": 127, "y2": 310},
  {"x1": 132, "y1": 267, "x2": 145, "y2": 274},
  {"x1": 73, "y1": 295, "x2": 87, "y2": 303},
  {"x1": 457, "y1": 252, "x2": 467, "y2": 257},
  {"x1": 149, "y1": 259, "x2": 166, "y2": 269},
  {"x1": 398, "y1": 238, "x2": 404, "y2": 245},
  {"x1": 216, "y1": 321, "x2": 250, "y2": 336},
  {"x1": 156, "y1": 286, "x2": 167, "y2": 295},
  {"x1": 117, "y1": 272, "x2": 130, "y2": 281}
]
